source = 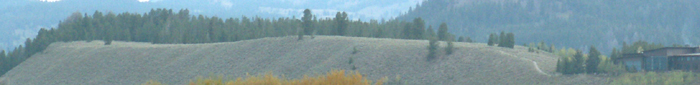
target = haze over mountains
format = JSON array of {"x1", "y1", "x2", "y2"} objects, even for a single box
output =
[
  {"x1": 398, "y1": 0, "x2": 700, "y2": 53},
  {"x1": 0, "y1": 0, "x2": 421, "y2": 50}
]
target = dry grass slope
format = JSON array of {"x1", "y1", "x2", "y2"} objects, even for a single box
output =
[{"x1": 1, "y1": 36, "x2": 607, "y2": 84}]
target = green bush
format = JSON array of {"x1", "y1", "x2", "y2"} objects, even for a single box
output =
[
  {"x1": 445, "y1": 40, "x2": 454, "y2": 55},
  {"x1": 427, "y1": 37, "x2": 439, "y2": 61},
  {"x1": 610, "y1": 71, "x2": 697, "y2": 85},
  {"x1": 352, "y1": 46, "x2": 359, "y2": 54},
  {"x1": 104, "y1": 39, "x2": 112, "y2": 45}
]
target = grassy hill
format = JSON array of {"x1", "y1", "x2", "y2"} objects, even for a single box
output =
[{"x1": 0, "y1": 36, "x2": 607, "y2": 84}]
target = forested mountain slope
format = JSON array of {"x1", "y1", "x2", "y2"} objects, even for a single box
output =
[
  {"x1": 397, "y1": 0, "x2": 700, "y2": 52},
  {"x1": 1, "y1": 36, "x2": 606, "y2": 85}
]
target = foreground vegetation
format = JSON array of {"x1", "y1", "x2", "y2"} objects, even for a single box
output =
[
  {"x1": 610, "y1": 71, "x2": 697, "y2": 85},
  {"x1": 545, "y1": 40, "x2": 697, "y2": 84},
  {"x1": 142, "y1": 70, "x2": 389, "y2": 85}
]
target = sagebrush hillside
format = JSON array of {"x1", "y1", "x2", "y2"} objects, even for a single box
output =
[{"x1": 1, "y1": 36, "x2": 606, "y2": 84}]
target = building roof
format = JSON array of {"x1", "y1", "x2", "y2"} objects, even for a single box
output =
[
  {"x1": 617, "y1": 53, "x2": 646, "y2": 59},
  {"x1": 618, "y1": 47, "x2": 699, "y2": 59},
  {"x1": 643, "y1": 47, "x2": 698, "y2": 53},
  {"x1": 671, "y1": 53, "x2": 700, "y2": 57}
]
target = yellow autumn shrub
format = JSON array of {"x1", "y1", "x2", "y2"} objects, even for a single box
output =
[{"x1": 144, "y1": 70, "x2": 385, "y2": 85}]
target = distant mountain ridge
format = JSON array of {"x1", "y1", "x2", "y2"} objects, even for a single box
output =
[{"x1": 397, "y1": 0, "x2": 700, "y2": 53}]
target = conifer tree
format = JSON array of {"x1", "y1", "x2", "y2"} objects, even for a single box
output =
[
  {"x1": 457, "y1": 36, "x2": 464, "y2": 42},
  {"x1": 0, "y1": 50, "x2": 5, "y2": 72},
  {"x1": 556, "y1": 58, "x2": 564, "y2": 73},
  {"x1": 505, "y1": 33, "x2": 514, "y2": 48},
  {"x1": 334, "y1": 12, "x2": 348, "y2": 36},
  {"x1": 563, "y1": 58, "x2": 573, "y2": 74},
  {"x1": 488, "y1": 34, "x2": 495, "y2": 46},
  {"x1": 446, "y1": 39, "x2": 454, "y2": 55},
  {"x1": 586, "y1": 46, "x2": 601, "y2": 73},
  {"x1": 374, "y1": 28, "x2": 383, "y2": 38},
  {"x1": 104, "y1": 37, "x2": 113, "y2": 45},
  {"x1": 611, "y1": 48, "x2": 620, "y2": 64},
  {"x1": 412, "y1": 18, "x2": 425, "y2": 39},
  {"x1": 498, "y1": 32, "x2": 507, "y2": 47},
  {"x1": 402, "y1": 23, "x2": 412, "y2": 39},
  {"x1": 573, "y1": 50, "x2": 585, "y2": 74},
  {"x1": 427, "y1": 26, "x2": 435, "y2": 39},
  {"x1": 297, "y1": 27, "x2": 304, "y2": 40},
  {"x1": 466, "y1": 37, "x2": 473, "y2": 43},
  {"x1": 438, "y1": 22, "x2": 449, "y2": 41},
  {"x1": 302, "y1": 9, "x2": 314, "y2": 38},
  {"x1": 0, "y1": 50, "x2": 5, "y2": 60},
  {"x1": 497, "y1": 31, "x2": 504, "y2": 45},
  {"x1": 427, "y1": 36, "x2": 438, "y2": 61}
]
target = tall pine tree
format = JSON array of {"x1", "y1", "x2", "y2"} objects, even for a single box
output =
[
  {"x1": 427, "y1": 35, "x2": 438, "y2": 61},
  {"x1": 488, "y1": 34, "x2": 496, "y2": 46},
  {"x1": 586, "y1": 46, "x2": 601, "y2": 73},
  {"x1": 302, "y1": 9, "x2": 314, "y2": 38},
  {"x1": 498, "y1": 31, "x2": 506, "y2": 47},
  {"x1": 505, "y1": 33, "x2": 514, "y2": 48},
  {"x1": 334, "y1": 12, "x2": 348, "y2": 36},
  {"x1": 412, "y1": 18, "x2": 425, "y2": 39},
  {"x1": 611, "y1": 48, "x2": 620, "y2": 64},
  {"x1": 437, "y1": 22, "x2": 449, "y2": 41},
  {"x1": 573, "y1": 50, "x2": 585, "y2": 74},
  {"x1": 556, "y1": 58, "x2": 564, "y2": 73},
  {"x1": 402, "y1": 23, "x2": 412, "y2": 39}
]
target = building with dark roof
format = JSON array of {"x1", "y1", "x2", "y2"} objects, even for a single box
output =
[{"x1": 616, "y1": 47, "x2": 700, "y2": 72}]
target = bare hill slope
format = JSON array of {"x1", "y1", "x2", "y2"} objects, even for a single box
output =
[{"x1": 1, "y1": 36, "x2": 606, "y2": 84}]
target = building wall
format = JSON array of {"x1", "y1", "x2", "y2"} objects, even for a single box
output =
[
  {"x1": 667, "y1": 49, "x2": 696, "y2": 56},
  {"x1": 620, "y1": 47, "x2": 700, "y2": 72},
  {"x1": 670, "y1": 56, "x2": 700, "y2": 72},
  {"x1": 644, "y1": 56, "x2": 669, "y2": 71}
]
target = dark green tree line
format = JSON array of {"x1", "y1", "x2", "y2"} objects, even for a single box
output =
[
  {"x1": 556, "y1": 46, "x2": 620, "y2": 75},
  {"x1": 487, "y1": 32, "x2": 514, "y2": 48}
]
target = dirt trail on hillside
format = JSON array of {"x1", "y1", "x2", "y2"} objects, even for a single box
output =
[{"x1": 497, "y1": 50, "x2": 550, "y2": 76}]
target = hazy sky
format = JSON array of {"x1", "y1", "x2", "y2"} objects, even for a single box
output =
[
  {"x1": 34, "y1": 0, "x2": 422, "y2": 20},
  {"x1": 39, "y1": 0, "x2": 60, "y2": 2}
]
